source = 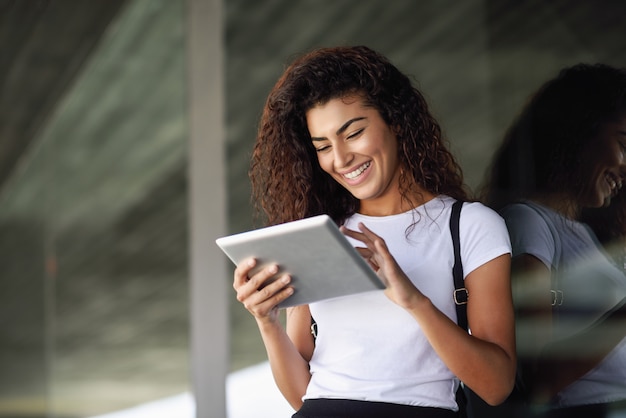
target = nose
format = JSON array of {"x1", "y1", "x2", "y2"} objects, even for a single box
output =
[{"x1": 332, "y1": 142, "x2": 353, "y2": 169}]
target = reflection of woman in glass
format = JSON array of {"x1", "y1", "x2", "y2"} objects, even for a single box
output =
[
  {"x1": 481, "y1": 63, "x2": 626, "y2": 417},
  {"x1": 233, "y1": 46, "x2": 516, "y2": 417}
]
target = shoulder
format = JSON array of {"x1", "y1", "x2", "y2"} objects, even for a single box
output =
[
  {"x1": 499, "y1": 202, "x2": 554, "y2": 236},
  {"x1": 455, "y1": 201, "x2": 512, "y2": 276},
  {"x1": 500, "y1": 202, "x2": 546, "y2": 221},
  {"x1": 433, "y1": 196, "x2": 502, "y2": 221},
  {"x1": 457, "y1": 201, "x2": 509, "y2": 241},
  {"x1": 433, "y1": 197, "x2": 509, "y2": 235},
  {"x1": 459, "y1": 201, "x2": 507, "y2": 229},
  {"x1": 499, "y1": 202, "x2": 558, "y2": 266}
]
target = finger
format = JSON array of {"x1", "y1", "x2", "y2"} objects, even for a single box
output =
[
  {"x1": 372, "y1": 237, "x2": 393, "y2": 263},
  {"x1": 353, "y1": 247, "x2": 378, "y2": 270},
  {"x1": 236, "y1": 263, "x2": 279, "y2": 302},
  {"x1": 356, "y1": 222, "x2": 380, "y2": 240},
  {"x1": 340, "y1": 225, "x2": 370, "y2": 245},
  {"x1": 354, "y1": 247, "x2": 373, "y2": 258},
  {"x1": 245, "y1": 275, "x2": 294, "y2": 314},
  {"x1": 347, "y1": 223, "x2": 385, "y2": 250},
  {"x1": 358, "y1": 223, "x2": 392, "y2": 254},
  {"x1": 342, "y1": 224, "x2": 382, "y2": 269},
  {"x1": 366, "y1": 257, "x2": 380, "y2": 271},
  {"x1": 233, "y1": 257, "x2": 256, "y2": 289}
]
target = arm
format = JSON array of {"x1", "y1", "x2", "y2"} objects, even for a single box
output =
[
  {"x1": 426, "y1": 254, "x2": 517, "y2": 405},
  {"x1": 511, "y1": 254, "x2": 553, "y2": 358},
  {"x1": 233, "y1": 258, "x2": 313, "y2": 409},
  {"x1": 343, "y1": 223, "x2": 516, "y2": 405}
]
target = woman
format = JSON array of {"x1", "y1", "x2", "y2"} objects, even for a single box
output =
[
  {"x1": 233, "y1": 46, "x2": 516, "y2": 417},
  {"x1": 481, "y1": 63, "x2": 626, "y2": 417}
]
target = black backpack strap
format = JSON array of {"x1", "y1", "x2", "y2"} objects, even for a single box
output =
[
  {"x1": 450, "y1": 200, "x2": 472, "y2": 418},
  {"x1": 450, "y1": 200, "x2": 468, "y2": 331}
]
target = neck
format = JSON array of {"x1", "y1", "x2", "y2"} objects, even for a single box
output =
[{"x1": 359, "y1": 188, "x2": 436, "y2": 217}]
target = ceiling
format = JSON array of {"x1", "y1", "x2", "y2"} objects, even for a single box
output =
[{"x1": 0, "y1": 0, "x2": 128, "y2": 194}]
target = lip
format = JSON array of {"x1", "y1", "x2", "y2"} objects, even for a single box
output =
[
  {"x1": 605, "y1": 171, "x2": 623, "y2": 196},
  {"x1": 340, "y1": 161, "x2": 371, "y2": 183}
]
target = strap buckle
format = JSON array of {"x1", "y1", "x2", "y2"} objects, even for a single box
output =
[
  {"x1": 551, "y1": 290, "x2": 564, "y2": 306},
  {"x1": 454, "y1": 288, "x2": 469, "y2": 305}
]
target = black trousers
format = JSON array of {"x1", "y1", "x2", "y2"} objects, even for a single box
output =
[{"x1": 292, "y1": 398, "x2": 457, "y2": 418}]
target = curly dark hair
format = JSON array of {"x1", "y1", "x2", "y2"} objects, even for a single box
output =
[
  {"x1": 249, "y1": 45, "x2": 467, "y2": 226},
  {"x1": 480, "y1": 63, "x2": 626, "y2": 244}
]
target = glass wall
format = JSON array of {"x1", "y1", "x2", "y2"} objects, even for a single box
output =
[
  {"x1": 0, "y1": 0, "x2": 190, "y2": 416},
  {"x1": 224, "y1": 0, "x2": 626, "y2": 416}
]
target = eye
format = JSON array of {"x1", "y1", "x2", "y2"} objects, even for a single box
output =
[
  {"x1": 346, "y1": 128, "x2": 365, "y2": 140},
  {"x1": 314, "y1": 144, "x2": 331, "y2": 153}
]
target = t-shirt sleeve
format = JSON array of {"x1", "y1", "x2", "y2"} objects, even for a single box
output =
[
  {"x1": 459, "y1": 202, "x2": 512, "y2": 278},
  {"x1": 499, "y1": 203, "x2": 555, "y2": 270}
]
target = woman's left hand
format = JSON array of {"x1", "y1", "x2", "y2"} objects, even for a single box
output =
[{"x1": 341, "y1": 222, "x2": 427, "y2": 309}]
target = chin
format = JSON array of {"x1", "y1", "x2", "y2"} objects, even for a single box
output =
[{"x1": 601, "y1": 195, "x2": 613, "y2": 208}]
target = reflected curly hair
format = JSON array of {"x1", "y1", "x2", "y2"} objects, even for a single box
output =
[
  {"x1": 250, "y1": 45, "x2": 467, "y2": 226},
  {"x1": 481, "y1": 63, "x2": 626, "y2": 244}
]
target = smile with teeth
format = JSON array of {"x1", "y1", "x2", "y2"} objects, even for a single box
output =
[
  {"x1": 606, "y1": 172, "x2": 623, "y2": 195},
  {"x1": 343, "y1": 161, "x2": 371, "y2": 179}
]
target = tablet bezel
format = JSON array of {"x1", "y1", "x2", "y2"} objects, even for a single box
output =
[{"x1": 215, "y1": 214, "x2": 384, "y2": 308}]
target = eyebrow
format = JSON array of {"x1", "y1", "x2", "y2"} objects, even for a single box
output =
[{"x1": 311, "y1": 117, "x2": 367, "y2": 141}]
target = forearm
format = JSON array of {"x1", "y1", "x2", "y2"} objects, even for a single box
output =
[
  {"x1": 533, "y1": 301, "x2": 626, "y2": 397},
  {"x1": 257, "y1": 317, "x2": 311, "y2": 410},
  {"x1": 409, "y1": 297, "x2": 516, "y2": 405},
  {"x1": 532, "y1": 356, "x2": 603, "y2": 400}
]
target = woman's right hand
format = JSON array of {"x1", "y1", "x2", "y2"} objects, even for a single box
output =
[{"x1": 233, "y1": 258, "x2": 294, "y2": 323}]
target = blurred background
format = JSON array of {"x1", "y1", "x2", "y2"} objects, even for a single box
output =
[{"x1": 0, "y1": 0, "x2": 625, "y2": 417}]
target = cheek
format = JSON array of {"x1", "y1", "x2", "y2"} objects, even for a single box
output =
[
  {"x1": 614, "y1": 148, "x2": 625, "y2": 165},
  {"x1": 316, "y1": 154, "x2": 333, "y2": 174},
  {"x1": 594, "y1": 141, "x2": 623, "y2": 167}
]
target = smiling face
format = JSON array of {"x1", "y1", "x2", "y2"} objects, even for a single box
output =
[
  {"x1": 578, "y1": 113, "x2": 626, "y2": 208},
  {"x1": 306, "y1": 95, "x2": 404, "y2": 216}
]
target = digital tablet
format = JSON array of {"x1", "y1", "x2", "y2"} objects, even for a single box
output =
[{"x1": 215, "y1": 214, "x2": 384, "y2": 308}]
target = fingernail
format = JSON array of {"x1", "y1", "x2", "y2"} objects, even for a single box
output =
[{"x1": 268, "y1": 264, "x2": 278, "y2": 274}]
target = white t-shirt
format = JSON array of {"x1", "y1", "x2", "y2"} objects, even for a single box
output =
[
  {"x1": 303, "y1": 195, "x2": 511, "y2": 410},
  {"x1": 501, "y1": 202, "x2": 626, "y2": 407}
]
